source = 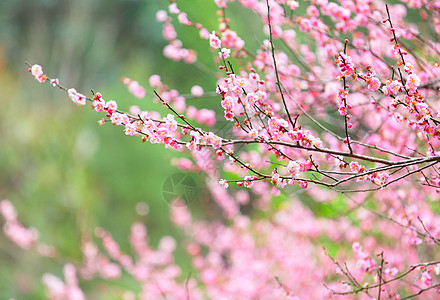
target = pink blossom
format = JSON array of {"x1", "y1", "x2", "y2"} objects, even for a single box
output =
[
  {"x1": 287, "y1": 161, "x2": 300, "y2": 176},
  {"x1": 221, "y1": 96, "x2": 234, "y2": 110},
  {"x1": 92, "y1": 100, "x2": 105, "y2": 112},
  {"x1": 177, "y1": 12, "x2": 191, "y2": 25},
  {"x1": 218, "y1": 47, "x2": 231, "y2": 59},
  {"x1": 110, "y1": 112, "x2": 124, "y2": 125},
  {"x1": 307, "y1": 5, "x2": 320, "y2": 17},
  {"x1": 298, "y1": 180, "x2": 308, "y2": 188},
  {"x1": 163, "y1": 23, "x2": 177, "y2": 40},
  {"x1": 221, "y1": 30, "x2": 244, "y2": 50},
  {"x1": 105, "y1": 100, "x2": 117, "y2": 114},
  {"x1": 31, "y1": 64, "x2": 43, "y2": 78},
  {"x1": 368, "y1": 77, "x2": 381, "y2": 91},
  {"x1": 421, "y1": 271, "x2": 432, "y2": 287},
  {"x1": 190, "y1": 85, "x2": 204, "y2": 97},
  {"x1": 338, "y1": 106, "x2": 347, "y2": 116},
  {"x1": 405, "y1": 73, "x2": 421, "y2": 92},
  {"x1": 0, "y1": 200, "x2": 38, "y2": 249},
  {"x1": 124, "y1": 123, "x2": 137, "y2": 136},
  {"x1": 123, "y1": 78, "x2": 146, "y2": 99},
  {"x1": 287, "y1": 0, "x2": 299, "y2": 10},
  {"x1": 199, "y1": 28, "x2": 209, "y2": 39},
  {"x1": 156, "y1": 10, "x2": 168, "y2": 22},
  {"x1": 50, "y1": 78, "x2": 59, "y2": 87},
  {"x1": 209, "y1": 31, "x2": 221, "y2": 49},
  {"x1": 196, "y1": 109, "x2": 216, "y2": 126},
  {"x1": 149, "y1": 75, "x2": 162, "y2": 88},
  {"x1": 299, "y1": 18, "x2": 312, "y2": 32},
  {"x1": 168, "y1": 3, "x2": 179, "y2": 14},
  {"x1": 67, "y1": 88, "x2": 86, "y2": 105},
  {"x1": 215, "y1": 0, "x2": 227, "y2": 8},
  {"x1": 42, "y1": 264, "x2": 85, "y2": 300}
]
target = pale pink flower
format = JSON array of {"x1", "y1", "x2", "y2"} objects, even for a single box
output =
[
  {"x1": 105, "y1": 100, "x2": 117, "y2": 114},
  {"x1": 177, "y1": 12, "x2": 191, "y2": 25},
  {"x1": 149, "y1": 74, "x2": 162, "y2": 88},
  {"x1": 0, "y1": 199, "x2": 17, "y2": 221},
  {"x1": 128, "y1": 81, "x2": 146, "y2": 99},
  {"x1": 219, "y1": 179, "x2": 229, "y2": 189},
  {"x1": 67, "y1": 88, "x2": 86, "y2": 105},
  {"x1": 287, "y1": 0, "x2": 299, "y2": 10},
  {"x1": 110, "y1": 112, "x2": 124, "y2": 125},
  {"x1": 405, "y1": 73, "x2": 421, "y2": 92},
  {"x1": 31, "y1": 64, "x2": 43, "y2": 78},
  {"x1": 421, "y1": 271, "x2": 432, "y2": 287},
  {"x1": 168, "y1": 3, "x2": 179, "y2": 14},
  {"x1": 199, "y1": 28, "x2": 209, "y2": 39},
  {"x1": 191, "y1": 85, "x2": 204, "y2": 97},
  {"x1": 218, "y1": 48, "x2": 231, "y2": 59},
  {"x1": 287, "y1": 161, "x2": 300, "y2": 176},
  {"x1": 298, "y1": 180, "x2": 308, "y2": 188},
  {"x1": 338, "y1": 106, "x2": 347, "y2": 116},
  {"x1": 124, "y1": 123, "x2": 137, "y2": 136},
  {"x1": 92, "y1": 100, "x2": 105, "y2": 112},
  {"x1": 215, "y1": 0, "x2": 227, "y2": 8},
  {"x1": 156, "y1": 10, "x2": 168, "y2": 22},
  {"x1": 307, "y1": 5, "x2": 319, "y2": 17},
  {"x1": 221, "y1": 96, "x2": 234, "y2": 110},
  {"x1": 163, "y1": 23, "x2": 177, "y2": 40},
  {"x1": 209, "y1": 31, "x2": 221, "y2": 49},
  {"x1": 50, "y1": 78, "x2": 59, "y2": 87},
  {"x1": 368, "y1": 77, "x2": 381, "y2": 91}
]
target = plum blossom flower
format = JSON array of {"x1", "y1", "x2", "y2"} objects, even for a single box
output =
[
  {"x1": 190, "y1": 85, "x2": 204, "y2": 97},
  {"x1": 421, "y1": 271, "x2": 432, "y2": 287},
  {"x1": 221, "y1": 96, "x2": 235, "y2": 111},
  {"x1": 271, "y1": 169, "x2": 281, "y2": 186},
  {"x1": 218, "y1": 48, "x2": 231, "y2": 59},
  {"x1": 124, "y1": 123, "x2": 137, "y2": 136},
  {"x1": 149, "y1": 75, "x2": 162, "y2": 88},
  {"x1": 156, "y1": 10, "x2": 168, "y2": 22},
  {"x1": 105, "y1": 100, "x2": 117, "y2": 114},
  {"x1": 163, "y1": 23, "x2": 177, "y2": 40},
  {"x1": 368, "y1": 77, "x2": 381, "y2": 91},
  {"x1": 122, "y1": 77, "x2": 146, "y2": 99},
  {"x1": 92, "y1": 100, "x2": 105, "y2": 112},
  {"x1": 168, "y1": 3, "x2": 179, "y2": 14},
  {"x1": 382, "y1": 80, "x2": 401, "y2": 96},
  {"x1": 242, "y1": 176, "x2": 257, "y2": 188},
  {"x1": 177, "y1": 12, "x2": 191, "y2": 25},
  {"x1": 219, "y1": 179, "x2": 229, "y2": 189},
  {"x1": 215, "y1": 0, "x2": 227, "y2": 8},
  {"x1": 110, "y1": 113, "x2": 124, "y2": 125},
  {"x1": 209, "y1": 31, "x2": 221, "y2": 49},
  {"x1": 298, "y1": 180, "x2": 308, "y2": 188},
  {"x1": 338, "y1": 106, "x2": 347, "y2": 116},
  {"x1": 287, "y1": 0, "x2": 299, "y2": 10},
  {"x1": 405, "y1": 73, "x2": 421, "y2": 93},
  {"x1": 221, "y1": 30, "x2": 244, "y2": 50},
  {"x1": 31, "y1": 64, "x2": 43, "y2": 78},
  {"x1": 30, "y1": 64, "x2": 48, "y2": 83},
  {"x1": 67, "y1": 88, "x2": 86, "y2": 105},
  {"x1": 287, "y1": 161, "x2": 300, "y2": 177},
  {"x1": 49, "y1": 78, "x2": 59, "y2": 87},
  {"x1": 0, "y1": 200, "x2": 38, "y2": 249}
]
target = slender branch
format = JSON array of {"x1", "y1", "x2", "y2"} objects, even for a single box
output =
[{"x1": 266, "y1": 0, "x2": 294, "y2": 128}]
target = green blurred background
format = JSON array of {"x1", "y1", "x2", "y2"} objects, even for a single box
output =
[{"x1": 0, "y1": 0, "x2": 251, "y2": 298}]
